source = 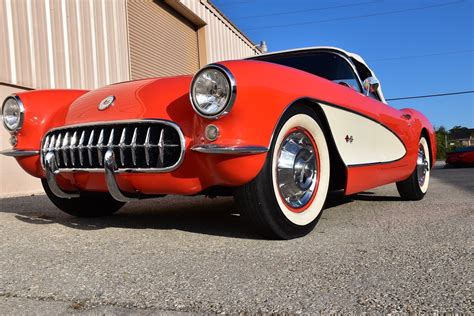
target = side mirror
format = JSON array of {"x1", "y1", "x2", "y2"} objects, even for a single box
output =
[{"x1": 362, "y1": 76, "x2": 380, "y2": 96}]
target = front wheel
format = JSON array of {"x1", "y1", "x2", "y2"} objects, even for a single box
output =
[
  {"x1": 396, "y1": 136, "x2": 431, "y2": 200},
  {"x1": 234, "y1": 106, "x2": 330, "y2": 239},
  {"x1": 42, "y1": 179, "x2": 126, "y2": 217}
]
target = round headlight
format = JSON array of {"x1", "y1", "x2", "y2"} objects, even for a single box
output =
[
  {"x1": 2, "y1": 96, "x2": 24, "y2": 132},
  {"x1": 190, "y1": 65, "x2": 236, "y2": 119}
]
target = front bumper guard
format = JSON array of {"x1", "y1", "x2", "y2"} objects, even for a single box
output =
[
  {"x1": 104, "y1": 150, "x2": 138, "y2": 202},
  {"x1": 44, "y1": 149, "x2": 140, "y2": 202},
  {"x1": 44, "y1": 152, "x2": 80, "y2": 199}
]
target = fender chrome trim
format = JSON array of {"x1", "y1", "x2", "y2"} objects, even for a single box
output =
[
  {"x1": 0, "y1": 149, "x2": 39, "y2": 157},
  {"x1": 191, "y1": 144, "x2": 268, "y2": 155},
  {"x1": 44, "y1": 152, "x2": 80, "y2": 199}
]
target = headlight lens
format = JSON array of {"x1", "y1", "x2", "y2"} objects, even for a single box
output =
[
  {"x1": 190, "y1": 65, "x2": 235, "y2": 119},
  {"x1": 2, "y1": 96, "x2": 24, "y2": 132}
]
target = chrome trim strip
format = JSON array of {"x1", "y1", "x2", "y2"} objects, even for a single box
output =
[
  {"x1": 44, "y1": 152, "x2": 80, "y2": 199},
  {"x1": 191, "y1": 144, "x2": 268, "y2": 155},
  {"x1": 40, "y1": 119, "x2": 186, "y2": 173},
  {"x1": 2, "y1": 95, "x2": 25, "y2": 133},
  {"x1": 104, "y1": 149, "x2": 135, "y2": 202},
  {"x1": 190, "y1": 63, "x2": 237, "y2": 120},
  {"x1": 0, "y1": 149, "x2": 39, "y2": 157}
]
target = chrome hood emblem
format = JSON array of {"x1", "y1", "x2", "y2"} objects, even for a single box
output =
[{"x1": 98, "y1": 96, "x2": 115, "y2": 111}]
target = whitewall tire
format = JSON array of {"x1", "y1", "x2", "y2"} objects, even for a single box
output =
[
  {"x1": 234, "y1": 106, "x2": 330, "y2": 239},
  {"x1": 396, "y1": 136, "x2": 431, "y2": 200},
  {"x1": 271, "y1": 114, "x2": 330, "y2": 226}
]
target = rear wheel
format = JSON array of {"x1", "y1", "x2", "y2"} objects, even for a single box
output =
[
  {"x1": 42, "y1": 179, "x2": 126, "y2": 217},
  {"x1": 396, "y1": 136, "x2": 431, "y2": 200},
  {"x1": 234, "y1": 106, "x2": 330, "y2": 239}
]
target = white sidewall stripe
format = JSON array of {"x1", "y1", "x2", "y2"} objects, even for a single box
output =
[{"x1": 419, "y1": 137, "x2": 430, "y2": 194}]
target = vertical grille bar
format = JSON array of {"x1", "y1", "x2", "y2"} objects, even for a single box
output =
[
  {"x1": 43, "y1": 135, "x2": 50, "y2": 153},
  {"x1": 158, "y1": 128, "x2": 165, "y2": 167},
  {"x1": 55, "y1": 133, "x2": 62, "y2": 164},
  {"x1": 108, "y1": 128, "x2": 115, "y2": 149},
  {"x1": 70, "y1": 131, "x2": 77, "y2": 166},
  {"x1": 144, "y1": 127, "x2": 151, "y2": 166},
  {"x1": 131, "y1": 127, "x2": 138, "y2": 166},
  {"x1": 97, "y1": 129, "x2": 105, "y2": 166},
  {"x1": 49, "y1": 135, "x2": 56, "y2": 154},
  {"x1": 62, "y1": 132, "x2": 70, "y2": 166},
  {"x1": 78, "y1": 130, "x2": 86, "y2": 166},
  {"x1": 87, "y1": 130, "x2": 95, "y2": 165},
  {"x1": 119, "y1": 127, "x2": 127, "y2": 167}
]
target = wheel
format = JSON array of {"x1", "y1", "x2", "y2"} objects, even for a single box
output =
[
  {"x1": 234, "y1": 106, "x2": 330, "y2": 239},
  {"x1": 396, "y1": 136, "x2": 431, "y2": 200},
  {"x1": 41, "y1": 179, "x2": 126, "y2": 217}
]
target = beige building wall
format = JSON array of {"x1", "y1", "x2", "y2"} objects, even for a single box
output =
[
  {"x1": 127, "y1": 0, "x2": 200, "y2": 79},
  {"x1": 0, "y1": 0, "x2": 130, "y2": 90},
  {"x1": 179, "y1": 0, "x2": 260, "y2": 63}
]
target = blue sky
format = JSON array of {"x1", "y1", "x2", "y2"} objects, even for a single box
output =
[{"x1": 212, "y1": 0, "x2": 474, "y2": 130}]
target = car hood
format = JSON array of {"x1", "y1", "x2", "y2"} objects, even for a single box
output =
[{"x1": 64, "y1": 75, "x2": 193, "y2": 126}]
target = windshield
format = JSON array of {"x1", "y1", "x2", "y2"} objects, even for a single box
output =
[{"x1": 251, "y1": 51, "x2": 362, "y2": 92}]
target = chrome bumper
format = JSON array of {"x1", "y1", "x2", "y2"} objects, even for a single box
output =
[{"x1": 44, "y1": 149, "x2": 145, "y2": 202}]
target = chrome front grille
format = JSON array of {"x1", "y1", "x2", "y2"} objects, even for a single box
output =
[{"x1": 41, "y1": 120, "x2": 185, "y2": 172}]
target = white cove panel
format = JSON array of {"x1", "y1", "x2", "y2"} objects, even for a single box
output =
[{"x1": 320, "y1": 104, "x2": 406, "y2": 165}]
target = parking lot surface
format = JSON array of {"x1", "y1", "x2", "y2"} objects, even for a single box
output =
[{"x1": 0, "y1": 163, "x2": 472, "y2": 314}]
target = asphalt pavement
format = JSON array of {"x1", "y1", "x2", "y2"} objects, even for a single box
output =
[{"x1": 0, "y1": 162, "x2": 472, "y2": 314}]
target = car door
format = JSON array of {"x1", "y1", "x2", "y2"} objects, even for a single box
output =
[{"x1": 351, "y1": 58, "x2": 415, "y2": 184}]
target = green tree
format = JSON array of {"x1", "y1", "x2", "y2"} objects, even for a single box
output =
[{"x1": 435, "y1": 126, "x2": 447, "y2": 160}]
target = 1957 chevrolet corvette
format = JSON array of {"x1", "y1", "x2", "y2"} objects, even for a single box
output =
[{"x1": 1, "y1": 47, "x2": 436, "y2": 239}]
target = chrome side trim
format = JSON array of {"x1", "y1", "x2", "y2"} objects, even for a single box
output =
[
  {"x1": 191, "y1": 144, "x2": 268, "y2": 155},
  {"x1": 0, "y1": 149, "x2": 39, "y2": 157},
  {"x1": 104, "y1": 149, "x2": 135, "y2": 202},
  {"x1": 44, "y1": 152, "x2": 80, "y2": 199}
]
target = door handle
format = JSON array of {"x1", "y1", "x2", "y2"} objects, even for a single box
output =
[{"x1": 401, "y1": 114, "x2": 412, "y2": 120}]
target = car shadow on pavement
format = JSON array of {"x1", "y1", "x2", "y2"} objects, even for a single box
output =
[
  {"x1": 2, "y1": 189, "x2": 404, "y2": 239},
  {"x1": 350, "y1": 192, "x2": 402, "y2": 201},
  {"x1": 1, "y1": 194, "x2": 266, "y2": 239},
  {"x1": 323, "y1": 190, "x2": 402, "y2": 208}
]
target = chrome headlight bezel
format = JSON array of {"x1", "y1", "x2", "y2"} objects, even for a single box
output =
[
  {"x1": 190, "y1": 64, "x2": 236, "y2": 119},
  {"x1": 2, "y1": 95, "x2": 25, "y2": 133}
]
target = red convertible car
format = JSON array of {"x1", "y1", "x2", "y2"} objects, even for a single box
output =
[{"x1": 1, "y1": 47, "x2": 436, "y2": 239}]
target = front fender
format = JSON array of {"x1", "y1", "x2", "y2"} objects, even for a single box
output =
[
  {"x1": 10, "y1": 90, "x2": 89, "y2": 177},
  {"x1": 401, "y1": 108, "x2": 437, "y2": 166}
]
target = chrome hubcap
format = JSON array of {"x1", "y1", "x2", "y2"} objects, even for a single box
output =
[
  {"x1": 276, "y1": 129, "x2": 318, "y2": 209},
  {"x1": 417, "y1": 144, "x2": 429, "y2": 187}
]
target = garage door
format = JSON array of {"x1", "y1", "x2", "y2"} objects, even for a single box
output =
[{"x1": 127, "y1": 0, "x2": 200, "y2": 79}]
